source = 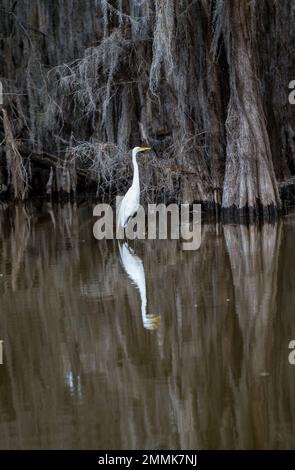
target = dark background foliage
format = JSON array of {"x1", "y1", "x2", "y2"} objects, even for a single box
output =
[{"x1": 0, "y1": 0, "x2": 294, "y2": 217}]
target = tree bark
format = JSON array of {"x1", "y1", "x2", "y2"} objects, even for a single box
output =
[{"x1": 221, "y1": 0, "x2": 281, "y2": 220}]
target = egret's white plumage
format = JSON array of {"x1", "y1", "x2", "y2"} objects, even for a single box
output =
[{"x1": 117, "y1": 146, "x2": 151, "y2": 230}]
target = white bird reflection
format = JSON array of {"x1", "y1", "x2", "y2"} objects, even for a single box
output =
[{"x1": 119, "y1": 242, "x2": 160, "y2": 331}]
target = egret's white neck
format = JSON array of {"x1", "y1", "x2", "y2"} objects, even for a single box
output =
[{"x1": 132, "y1": 150, "x2": 140, "y2": 191}]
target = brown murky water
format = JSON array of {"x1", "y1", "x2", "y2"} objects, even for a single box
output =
[{"x1": 0, "y1": 201, "x2": 295, "y2": 449}]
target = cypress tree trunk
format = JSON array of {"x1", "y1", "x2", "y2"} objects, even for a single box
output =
[{"x1": 219, "y1": 0, "x2": 281, "y2": 219}]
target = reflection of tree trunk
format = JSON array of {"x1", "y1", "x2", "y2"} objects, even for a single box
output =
[
  {"x1": 11, "y1": 206, "x2": 31, "y2": 291},
  {"x1": 220, "y1": 1, "x2": 281, "y2": 219},
  {"x1": 224, "y1": 222, "x2": 282, "y2": 448},
  {"x1": 224, "y1": 223, "x2": 282, "y2": 371}
]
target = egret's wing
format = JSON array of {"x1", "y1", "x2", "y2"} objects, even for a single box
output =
[{"x1": 117, "y1": 187, "x2": 139, "y2": 228}]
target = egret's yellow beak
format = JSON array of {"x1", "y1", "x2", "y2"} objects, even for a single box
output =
[{"x1": 139, "y1": 147, "x2": 151, "y2": 152}]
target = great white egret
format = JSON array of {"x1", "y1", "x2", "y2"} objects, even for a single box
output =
[
  {"x1": 119, "y1": 241, "x2": 160, "y2": 330},
  {"x1": 117, "y1": 146, "x2": 151, "y2": 230}
]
